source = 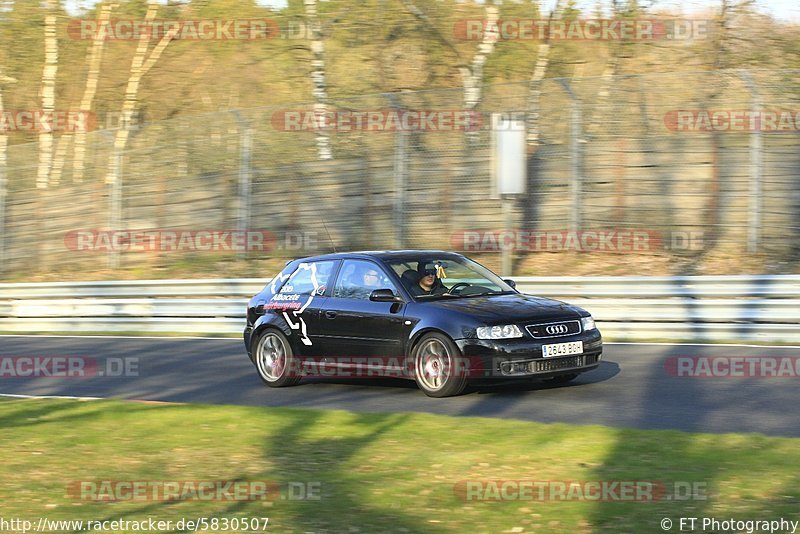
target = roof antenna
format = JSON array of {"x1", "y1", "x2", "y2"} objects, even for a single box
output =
[{"x1": 319, "y1": 217, "x2": 338, "y2": 253}]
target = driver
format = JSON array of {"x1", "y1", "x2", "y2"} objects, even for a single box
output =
[
  {"x1": 408, "y1": 263, "x2": 448, "y2": 297},
  {"x1": 349, "y1": 265, "x2": 383, "y2": 299},
  {"x1": 362, "y1": 267, "x2": 382, "y2": 289}
]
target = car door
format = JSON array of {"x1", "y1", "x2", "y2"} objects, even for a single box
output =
[
  {"x1": 317, "y1": 259, "x2": 409, "y2": 370},
  {"x1": 269, "y1": 259, "x2": 339, "y2": 359}
]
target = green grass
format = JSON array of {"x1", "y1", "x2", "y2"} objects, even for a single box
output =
[{"x1": 1, "y1": 398, "x2": 798, "y2": 533}]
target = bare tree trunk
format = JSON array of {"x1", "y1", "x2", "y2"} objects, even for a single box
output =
[
  {"x1": 49, "y1": 134, "x2": 70, "y2": 186},
  {"x1": 460, "y1": 3, "x2": 499, "y2": 111},
  {"x1": 304, "y1": 0, "x2": 332, "y2": 160},
  {"x1": 36, "y1": 0, "x2": 58, "y2": 190},
  {"x1": 585, "y1": 53, "x2": 622, "y2": 136},
  {"x1": 522, "y1": 2, "x2": 562, "y2": 242},
  {"x1": 700, "y1": 0, "x2": 732, "y2": 255},
  {"x1": 460, "y1": 2, "x2": 499, "y2": 143},
  {"x1": 0, "y1": 73, "x2": 11, "y2": 187},
  {"x1": 0, "y1": 90, "x2": 6, "y2": 182},
  {"x1": 66, "y1": 2, "x2": 114, "y2": 184},
  {"x1": 106, "y1": 2, "x2": 178, "y2": 185},
  {"x1": 526, "y1": 0, "x2": 562, "y2": 148},
  {"x1": 586, "y1": 0, "x2": 631, "y2": 136},
  {"x1": 399, "y1": 0, "x2": 497, "y2": 142},
  {"x1": 0, "y1": 73, "x2": 12, "y2": 270}
]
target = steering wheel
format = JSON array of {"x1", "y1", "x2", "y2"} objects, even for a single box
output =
[{"x1": 447, "y1": 282, "x2": 471, "y2": 294}]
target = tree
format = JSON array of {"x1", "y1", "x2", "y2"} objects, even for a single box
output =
[
  {"x1": 398, "y1": 0, "x2": 499, "y2": 132},
  {"x1": 460, "y1": 2, "x2": 499, "y2": 114},
  {"x1": 305, "y1": 0, "x2": 332, "y2": 160},
  {"x1": 526, "y1": 0, "x2": 564, "y2": 149},
  {"x1": 0, "y1": 69, "x2": 16, "y2": 269},
  {"x1": 106, "y1": 0, "x2": 179, "y2": 186},
  {"x1": 36, "y1": 0, "x2": 58, "y2": 189},
  {"x1": 72, "y1": 2, "x2": 114, "y2": 183}
]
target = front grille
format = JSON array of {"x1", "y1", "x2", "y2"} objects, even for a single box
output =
[
  {"x1": 532, "y1": 353, "x2": 598, "y2": 373},
  {"x1": 497, "y1": 353, "x2": 599, "y2": 376},
  {"x1": 526, "y1": 320, "x2": 581, "y2": 339}
]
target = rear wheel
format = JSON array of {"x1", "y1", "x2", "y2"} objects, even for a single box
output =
[
  {"x1": 254, "y1": 329, "x2": 300, "y2": 387},
  {"x1": 412, "y1": 333, "x2": 468, "y2": 397}
]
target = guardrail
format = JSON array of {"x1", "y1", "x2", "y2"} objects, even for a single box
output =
[{"x1": 0, "y1": 276, "x2": 798, "y2": 342}]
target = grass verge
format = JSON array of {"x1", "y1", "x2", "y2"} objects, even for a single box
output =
[{"x1": 1, "y1": 398, "x2": 798, "y2": 533}]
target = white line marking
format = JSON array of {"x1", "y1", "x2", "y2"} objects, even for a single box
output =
[
  {"x1": 0, "y1": 393, "x2": 181, "y2": 405},
  {"x1": 606, "y1": 342, "x2": 800, "y2": 349},
  {"x1": 0, "y1": 334, "x2": 239, "y2": 340},
  {"x1": 0, "y1": 393, "x2": 104, "y2": 401}
]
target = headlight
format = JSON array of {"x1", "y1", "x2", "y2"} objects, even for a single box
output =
[
  {"x1": 476, "y1": 324, "x2": 523, "y2": 340},
  {"x1": 581, "y1": 316, "x2": 596, "y2": 331}
]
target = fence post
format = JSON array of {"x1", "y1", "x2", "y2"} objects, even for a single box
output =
[
  {"x1": 108, "y1": 143, "x2": 122, "y2": 269},
  {"x1": 388, "y1": 94, "x2": 407, "y2": 248},
  {"x1": 501, "y1": 198, "x2": 513, "y2": 276},
  {"x1": 739, "y1": 70, "x2": 762, "y2": 254},
  {"x1": 232, "y1": 112, "x2": 252, "y2": 259},
  {"x1": 0, "y1": 153, "x2": 5, "y2": 275},
  {"x1": 559, "y1": 79, "x2": 583, "y2": 232},
  {"x1": 0, "y1": 138, "x2": 6, "y2": 274}
]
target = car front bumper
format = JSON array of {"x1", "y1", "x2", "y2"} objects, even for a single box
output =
[{"x1": 455, "y1": 329, "x2": 602, "y2": 379}]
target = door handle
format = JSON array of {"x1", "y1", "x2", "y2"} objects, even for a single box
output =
[{"x1": 324, "y1": 311, "x2": 337, "y2": 319}]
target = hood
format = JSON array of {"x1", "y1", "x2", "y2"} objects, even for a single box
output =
[{"x1": 424, "y1": 293, "x2": 586, "y2": 324}]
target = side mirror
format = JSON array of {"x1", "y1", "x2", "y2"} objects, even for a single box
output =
[
  {"x1": 503, "y1": 279, "x2": 517, "y2": 289},
  {"x1": 370, "y1": 289, "x2": 402, "y2": 302}
]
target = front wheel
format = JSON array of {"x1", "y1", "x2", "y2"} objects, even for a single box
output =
[
  {"x1": 412, "y1": 333, "x2": 468, "y2": 397},
  {"x1": 253, "y1": 329, "x2": 300, "y2": 387}
]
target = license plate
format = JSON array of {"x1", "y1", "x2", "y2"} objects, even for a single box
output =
[{"x1": 542, "y1": 341, "x2": 583, "y2": 358}]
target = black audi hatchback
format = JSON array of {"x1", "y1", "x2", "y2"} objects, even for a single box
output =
[{"x1": 244, "y1": 250, "x2": 602, "y2": 397}]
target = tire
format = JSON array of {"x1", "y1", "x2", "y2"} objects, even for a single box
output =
[
  {"x1": 412, "y1": 332, "x2": 468, "y2": 397},
  {"x1": 547, "y1": 373, "x2": 578, "y2": 385},
  {"x1": 253, "y1": 329, "x2": 300, "y2": 387}
]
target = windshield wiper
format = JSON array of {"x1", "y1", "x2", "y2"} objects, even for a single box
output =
[
  {"x1": 463, "y1": 290, "x2": 513, "y2": 298},
  {"x1": 415, "y1": 293, "x2": 458, "y2": 300}
]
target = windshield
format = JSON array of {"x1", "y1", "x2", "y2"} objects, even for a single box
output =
[{"x1": 383, "y1": 255, "x2": 515, "y2": 300}]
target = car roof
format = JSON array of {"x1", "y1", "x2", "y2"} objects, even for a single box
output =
[{"x1": 289, "y1": 250, "x2": 466, "y2": 263}]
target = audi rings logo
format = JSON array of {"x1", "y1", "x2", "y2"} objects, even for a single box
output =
[{"x1": 545, "y1": 324, "x2": 569, "y2": 335}]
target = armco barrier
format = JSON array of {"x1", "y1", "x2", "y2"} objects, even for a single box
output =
[{"x1": 0, "y1": 276, "x2": 798, "y2": 342}]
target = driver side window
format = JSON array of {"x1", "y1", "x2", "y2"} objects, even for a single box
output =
[{"x1": 333, "y1": 260, "x2": 397, "y2": 300}]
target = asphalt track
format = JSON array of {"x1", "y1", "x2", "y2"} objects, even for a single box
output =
[{"x1": 0, "y1": 335, "x2": 798, "y2": 437}]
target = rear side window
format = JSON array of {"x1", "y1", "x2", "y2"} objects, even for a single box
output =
[{"x1": 278, "y1": 260, "x2": 336, "y2": 296}]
